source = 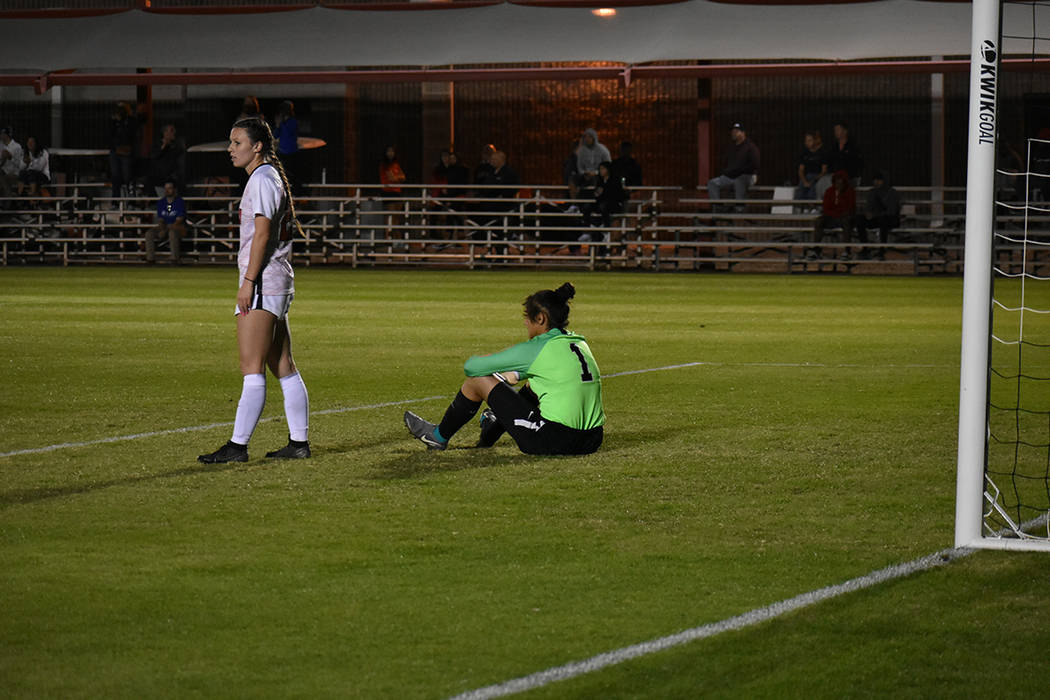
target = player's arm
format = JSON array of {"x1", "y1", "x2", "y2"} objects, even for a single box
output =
[
  {"x1": 237, "y1": 214, "x2": 272, "y2": 314},
  {"x1": 237, "y1": 175, "x2": 282, "y2": 313},
  {"x1": 463, "y1": 340, "x2": 541, "y2": 380}
]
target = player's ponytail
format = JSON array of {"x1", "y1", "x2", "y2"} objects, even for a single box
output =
[
  {"x1": 524, "y1": 282, "x2": 575, "y2": 330},
  {"x1": 267, "y1": 155, "x2": 304, "y2": 238},
  {"x1": 232, "y1": 116, "x2": 304, "y2": 238}
]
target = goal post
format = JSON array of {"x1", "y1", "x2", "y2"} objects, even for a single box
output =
[
  {"x1": 955, "y1": 0, "x2": 1050, "y2": 551},
  {"x1": 955, "y1": 0, "x2": 999, "y2": 550}
]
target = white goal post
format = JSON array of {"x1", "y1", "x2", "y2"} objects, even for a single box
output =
[{"x1": 955, "y1": 0, "x2": 1050, "y2": 551}]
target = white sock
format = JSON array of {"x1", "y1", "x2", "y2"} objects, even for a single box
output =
[
  {"x1": 279, "y1": 371, "x2": 310, "y2": 442},
  {"x1": 231, "y1": 373, "x2": 266, "y2": 445}
]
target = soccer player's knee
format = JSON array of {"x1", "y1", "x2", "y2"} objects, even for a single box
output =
[
  {"x1": 461, "y1": 375, "x2": 496, "y2": 401},
  {"x1": 240, "y1": 354, "x2": 266, "y2": 375},
  {"x1": 241, "y1": 362, "x2": 264, "y2": 376}
]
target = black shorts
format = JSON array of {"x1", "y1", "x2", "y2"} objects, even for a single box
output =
[{"x1": 487, "y1": 381, "x2": 603, "y2": 456}]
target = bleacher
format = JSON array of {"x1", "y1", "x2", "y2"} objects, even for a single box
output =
[{"x1": 2, "y1": 181, "x2": 1042, "y2": 275}]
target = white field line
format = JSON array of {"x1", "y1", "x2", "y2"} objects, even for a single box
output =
[
  {"x1": 449, "y1": 512, "x2": 1050, "y2": 700},
  {"x1": 447, "y1": 546, "x2": 977, "y2": 700},
  {"x1": 1, "y1": 359, "x2": 953, "y2": 459},
  {"x1": 0, "y1": 396, "x2": 444, "y2": 459},
  {"x1": 604, "y1": 361, "x2": 952, "y2": 378}
]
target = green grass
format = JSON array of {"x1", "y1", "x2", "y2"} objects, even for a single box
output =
[{"x1": 1, "y1": 267, "x2": 1049, "y2": 699}]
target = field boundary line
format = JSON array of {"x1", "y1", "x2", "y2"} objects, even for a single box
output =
[
  {"x1": 448, "y1": 546, "x2": 977, "y2": 700},
  {"x1": 0, "y1": 359, "x2": 952, "y2": 458},
  {"x1": 453, "y1": 512, "x2": 1049, "y2": 700},
  {"x1": 605, "y1": 361, "x2": 952, "y2": 378},
  {"x1": 3, "y1": 359, "x2": 713, "y2": 458},
  {"x1": 0, "y1": 396, "x2": 444, "y2": 458}
]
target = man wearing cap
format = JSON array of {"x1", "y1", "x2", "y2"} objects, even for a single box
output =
[
  {"x1": 707, "y1": 122, "x2": 760, "y2": 212},
  {"x1": 0, "y1": 127, "x2": 25, "y2": 202}
]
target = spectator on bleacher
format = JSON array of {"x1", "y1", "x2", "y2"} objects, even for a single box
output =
[
  {"x1": 472, "y1": 150, "x2": 520, "y2": 241},
  {"x1": 108, "y1": 101, "x2": 137, "y2": 200},
  {"x1": 443, "y1": 152, "x2": 472, "y2": 240},
  {"x1": 610, "y1": 141, "x2": 643, "y2": 189},
  {"x1": 810, "y1": 169, "x2": 856, "y2": 261},
  {"x1": 238, "y1": 95, "x2": 262, "y2": 122},
  {"x1": 146, "y1": 124, "x2": 186, "y2": 196},
  {"x1": 570, "y1": 128, "x2": 611, "y2": 200},
  {"x1": 582, "y1": 161, "x2": 627, "y2": 230},
  {"x1": 432, "y1": 149, "x2": 470, "y2": 190},
  {"x1": 430, "y1": 150, "x2": 463, "y2": 240},
  {"x1": 274, "y1": 101, "x2": 303, "y2": 196},
  {"x1": 822, "y1": 121, "x2": 863, "y2": 189},
  {"x1": 446, "y1": 151, "x2": 469, "y2": 193},
  {"x1": 707, "y1": 122, "x2": 760, "y2": 213},
  {"x1": 853, "y1": 170, "x2": 901, "y2": 259},
  {"x1": 379, "y1": 145, "x2": 406, "y2": 195},
  {"x1": 0, "y1": 126, "x2": 25, "y2": 203},
  {"x1": 379, "y1": 145, "x2": 407, "y2": 236},
  {"x1": 432, "y1": 149, "x2": 453, "y2": 197},
  {"x1": 485, "y1": 150, "x2": 520, "y2": 208},
  {"x1": 146, "y1": 180, "x2": 187, "y2": 264},
  {"x1": 793, "y1": 130, "x2": 827, "y2": 208},
  {"x1": 474, "y1": 144, "x2": 496, "y2": 190},
  {"x1": 274, "y1": 101, "x2": 298, "y2": 158},
  {"x1": 17, "y1": 136, "x2": 50, "y2": 200}
]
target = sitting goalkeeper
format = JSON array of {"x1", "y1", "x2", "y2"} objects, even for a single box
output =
[{"x1": 404, "y1": 282, "x2": 605, "y2": 455}]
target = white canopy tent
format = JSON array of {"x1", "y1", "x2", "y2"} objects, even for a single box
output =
[
  {"x1": 0, "y1": 0, "x2": 1041, "y2": 75},
  {"x1": 2, "y1": 0, "x2": 1046, "y2": 189}
]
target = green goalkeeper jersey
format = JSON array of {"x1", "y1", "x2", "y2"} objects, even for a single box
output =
[{"x1": 463, "y1": 328, "x2": 605, "y2": 430}]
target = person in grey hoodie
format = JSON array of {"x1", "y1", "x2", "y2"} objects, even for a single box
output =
[{"x1": 570, "y1": 128, "x2": 611, "y2": 200}]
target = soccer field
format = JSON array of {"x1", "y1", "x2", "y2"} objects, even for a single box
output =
[{"x1": 2, "y1": 267, "x2": 1048, "y2": 698}]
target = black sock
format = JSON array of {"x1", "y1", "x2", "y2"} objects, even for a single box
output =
[
  {"x1": 437, "y1": 391, "x2": 481, "y2": 442},
  {"x1": 289, "y1": 438, "x2": 309, "y2": 447}
]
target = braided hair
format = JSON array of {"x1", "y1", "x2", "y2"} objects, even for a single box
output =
[
  {"x1": 231, "y1": 116, "x2": 303, "y2": 238},
  {"x1": 523, "y1": 282, "x2": 575, "y2": 330}
]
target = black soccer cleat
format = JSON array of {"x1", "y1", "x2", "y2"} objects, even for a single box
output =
[
  {"x1": 265, "y1": 440, "x2": 311, "y2": 459},
  {"x1": 198, "y1": 440, "x2": 249, "y2": 464},
  {"x1": 403, "y1": 411, "x2": 447, "y2": 450},
  {"x1": 476, "y1": 408, "x2": 502, "y2": 448}
]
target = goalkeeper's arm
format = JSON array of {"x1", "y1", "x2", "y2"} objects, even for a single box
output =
[{"x1": 463, "y1": 340, "x2": 539, "y2": 379}]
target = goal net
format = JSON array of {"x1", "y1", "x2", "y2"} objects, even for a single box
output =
[{"x1": 957, "y1": 0, "x2": 1050, "y2": 550}]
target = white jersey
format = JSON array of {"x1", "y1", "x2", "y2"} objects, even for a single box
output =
[
  {"x1": 238, "y1": 163, "x2": 294, "y2": 296},
  {"x1": 24, "y1": 149, "x2": 49, "y2": 180},
  {"x1": 1, "y1": 139, "x2": 24, "y2": 178}
]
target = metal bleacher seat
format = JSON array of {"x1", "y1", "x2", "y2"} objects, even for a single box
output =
[{"x1": 0, "y1": 182, "x2": 967, "y2": 274}]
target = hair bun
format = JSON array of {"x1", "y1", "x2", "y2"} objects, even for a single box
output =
[{"x1": 555, "y1": 282, "x2": 575, "y2": 302}]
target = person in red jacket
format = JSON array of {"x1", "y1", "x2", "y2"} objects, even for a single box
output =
[
  {"x1": 379, "y1": 145, "x2": 407, "y2": 237},
  {"x1": 809, "y1": 169, "x2": 856, "y2": 260}
]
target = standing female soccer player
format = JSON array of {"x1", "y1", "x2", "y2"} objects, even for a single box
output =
[
  {"x1": 404, "y1": 283, "x2": 604, "y2": 455},
  {"x1": 198, "y1": 117, "x2": 310, "y2": 463}
]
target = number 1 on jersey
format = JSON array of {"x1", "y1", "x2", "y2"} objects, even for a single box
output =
[{"x1": 569, "y1": 343, "x2": 594, "y2": 382}]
